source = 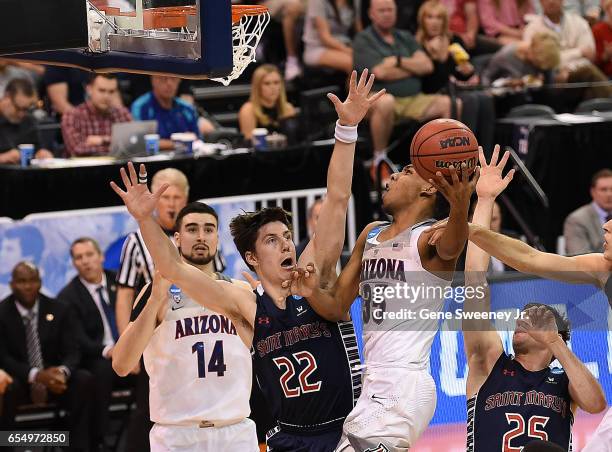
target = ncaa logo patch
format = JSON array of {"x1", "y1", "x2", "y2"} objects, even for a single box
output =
[
  {"x1": 550, "y1": 367, "x2": 565, "y2": 375},
  {"x1": 169, "y1": 285, "x2": 184, "y2": 311},
  {"x1": 365, "y1": 444, "x2": 390, "y2": 452}
]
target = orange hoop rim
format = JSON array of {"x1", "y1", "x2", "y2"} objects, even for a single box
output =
[{"x1": 231, "y1": 5, "x2": 269, "y2": 23}]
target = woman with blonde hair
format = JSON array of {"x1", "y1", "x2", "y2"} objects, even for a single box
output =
[{"x1": 238, "y1": 64, "x2": 297, "y2": 142}]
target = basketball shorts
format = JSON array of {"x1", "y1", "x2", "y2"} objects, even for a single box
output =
[
  {"x1": 582, "y1": 406, "x2": 612, "y2": 452},
  {"x1": 150, "y1": 418, "x2": 258, "y2": 452},
  {"x1": 266, "y1": 423, "x2": 344, "y2": 452},
  {"x1": 335, "y1": 367, "x2": 436, "y2": 451}
]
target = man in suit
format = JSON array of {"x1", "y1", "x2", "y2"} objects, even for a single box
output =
[
  {"x1": 57, "y1": 237, "x2": 123, "y2": 450},
  {"x1": 0, "y1": 262, "x2": 94, "y2": 451},
  {"x1": 564, "y1": 168, "x2": 612, "y2": 255}
]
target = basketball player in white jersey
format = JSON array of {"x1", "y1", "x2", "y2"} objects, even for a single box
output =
[
  {"x1": 290, "y1": 160, "x2": 479, "y2": 450},
  {"x1": 112, "y1": 201, "x2": 257, "y2": 451}
]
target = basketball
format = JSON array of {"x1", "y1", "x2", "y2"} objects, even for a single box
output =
[{"x1": 410, "y1": 118, "x2": 478, "y2": 181}]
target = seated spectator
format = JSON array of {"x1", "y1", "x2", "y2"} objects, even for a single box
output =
[
  {"x1": 0, "y1": 262, "x2": 95, "y2": 451},
  {"x1": 44, "y1": 66, "x2": 93, "y2": 116},
  {"x1": 0, "y1": 78, "x2": 53, "y2": 164},
  {"x1": 238, "y1": 64, "x2": 297, "y2": 142},
  {"x1": 478, "y1": 0, "x2": 534, "y2": 45},
  {"x1": 0, "y1": 369, "x2": 12, "y2": 395},
  {"x1": 258, "y1": 0, "x2": 305, "y2": 80},
  {"x1": 57, "y1": 237, "x2": 125, "y2": 451},
  {"x1": 296, "y1": 197, "x2": 324, "y2": 257},
  {"x1": 524, "y1": 0, "x2": 612, "y2": 99},
  {"x1": 534, "y1": 0, "x2": 601, "y2": 24},
  {"x1": 303, "y1": 0, "x2": 359, "y2": 73},
  {"x1": 61, "y1": 73, "x2": 132, "y2": 157},
  {"x1": 353, "y1": 0, "x2": 452, "y2": 164},
  {"x1": 417, "y1": 0, "x2": 498, "y2": 152},
  {"x1": 441, "y1": 0, "x2": 502, "y2": 55},
  {"x1": 592, "y1": 0, "x2": 612, "y2": 77},
  {"x1": 563, "y1": 169, "x2": 612, "y2": 255},
  {"x1": 0, "y1": 59, "x2": 44, "y2": 98},
  {"x1": 481, "y1": 31, "x2": 560, "y2": 85},
  {"x1": 131, "y1": 75, "x2": 215, "y2": 150}
]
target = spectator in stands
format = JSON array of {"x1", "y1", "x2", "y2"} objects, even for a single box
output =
[
  {"x1": 0, "y1": 225, "x2": 45, "y2": 300},
  {"x1": 296, "y1": 198, "x2": 324, "y2": 257},
  {"x1": 534, "y1": 0, "x2": 601, "y2": 24},
  {"x1": 131, "y1": 75, "x2": 215, "y2": 150},
  {"x1": 259, "y1": 0, "x2": 305, "y2": 80},
  {"x1": 57, "y1": 237, "x2": 123, "y2": 451},
  {"x1": 114, "y1": 168, "x2": 189, "y2": 452},
  {"x1": 440, "y1": 0, "x2": 502, "y2": 55},
  {"x1": 303, "y1": 0, "x2": 360, "y2": 73},
  {"x1": 0, "y1": 59, "x2": 44, "y2": 98},
  {"x1": 61, "y1": 73, "x2": 132, "y2": 157},
  {"x1": 563, "y1": 168, "x2": 612, "y2": 255},
  {"x1": 44, "y1": 67, "x2": 92, "y2": 116},
  {"x1": 0, "y1": 78, "x2": 53, "y2": 165},
  {"x1": 0, "y1": 369, "x2": 12, "y2": 394},
  {"x1": 592, "y1": 0, "x2": 612, "y2": 77},
  {"x1": 524, "y1": 0, "x2": 612, "y2": 99},
  {"x1": 0, "y1": 262, "x2": 94, "y2": 450},
  {"x1": 353, "y1": 0, "x2": 453, "y2": 166},
  {"x1": 417, "y1": 1, "x2": 497, "y2": 152},
  {"x1": 481, "y1": 31, "x2": 561, "y2": 85},
  {"x1": 478, "y1": 0, "x2": 534, "y2": 45},
  {"x1": 238, "y1": 64, "x2": 297, "y2": 142}
]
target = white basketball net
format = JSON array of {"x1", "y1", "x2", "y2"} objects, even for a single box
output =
[{"x1": 212, "y1": 10, "x2": 270, "y2": 86}]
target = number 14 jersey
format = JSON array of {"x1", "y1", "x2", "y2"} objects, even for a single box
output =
[{"x1": 141, "y1": 276, "x2": 252, "y2": 426}]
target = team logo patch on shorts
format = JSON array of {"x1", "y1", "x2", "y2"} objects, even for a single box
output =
[{"x1": 364, "y1": 444, "x2": 390, "y2": 452}]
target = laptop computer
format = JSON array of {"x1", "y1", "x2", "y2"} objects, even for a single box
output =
[{"x1": 109, "y1": 120, "x2": 157, "y2": 158}]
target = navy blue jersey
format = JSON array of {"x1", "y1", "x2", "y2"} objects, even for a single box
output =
[
  {"x1": 468, "y1": 352, "x2": 573, "y2": 452},
  {"x1": 252, "y1": 287, "x2": 360, "y2": 433}
]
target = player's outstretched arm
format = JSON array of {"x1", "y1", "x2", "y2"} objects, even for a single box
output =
[
  {"x1": 520, "y1": 306, "x2": 607, "y2": 414},
  {"x1": 468, "y1": 226, "x2": 606, "y2": 286},
  {"x1": 113, "y1": 274, "x2": 168, "y2": 376},
  {"x1": 463, "y1": 146, "x2": 514, "y2": 396},
  {"x1": 110, "y1": 162, "x2": 255, "y2": 325},
  {"x1": 428, "y1": 164, "x2": 479, "y2": 261},
  {"x1": 299, "y1": 69, "x2": 385, "y2": 286},
  {"x1": 295, "y1": 222, "x2": 382, "y2": 322}
]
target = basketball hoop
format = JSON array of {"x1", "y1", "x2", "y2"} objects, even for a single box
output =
[{"x1": 212, "y1": 5, "x2": 270, "y2": 86}]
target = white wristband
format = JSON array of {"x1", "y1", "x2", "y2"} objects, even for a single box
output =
[{"x1": 334, "y1": 120, "x2": 358, "y2": 144}]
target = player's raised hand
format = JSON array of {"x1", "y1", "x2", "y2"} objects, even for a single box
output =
[
  {"x1": 110, "y1": 162, "x2": 169, "y2": 221},
  {"x1": 516, "y1": 305, "x2": 559, "y2": 347},
  {"x1": 281, "y1": 263, "x2": 318, "y2": 299},
  {"x1": 429, "y1": 163, "x2": 479, "y2": 208},
  {"x1": 328, "y1": 69, "x2": 386, "y2": 127},
  {"x1": 476, "y1": 145, "x2": 515, "y2": 200}
]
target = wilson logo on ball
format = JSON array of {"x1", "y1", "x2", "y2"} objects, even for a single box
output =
[
  {"x1": 439, "y1": 136, "x2": 471, "y2": 149},
  {"x1": 434, "y1": 157, "x2": 477, "y2": 169}
]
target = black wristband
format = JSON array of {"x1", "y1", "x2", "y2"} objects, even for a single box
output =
[{"x1": 396, "y1": 54, "x2": 401, "y2": 67}]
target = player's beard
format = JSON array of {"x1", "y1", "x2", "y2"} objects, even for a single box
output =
[{"x1": 180, "y1": 246, "x2": 215, "y2": 266}]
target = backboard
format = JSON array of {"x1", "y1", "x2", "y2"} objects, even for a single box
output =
[{"x1": 0, "y1": 0, "x2": 269, "y2": 84}]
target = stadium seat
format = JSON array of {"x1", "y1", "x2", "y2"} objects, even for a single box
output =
[
  {"x1": 575, "y1": 97, "x2": 612, "y2": 113},
  {"x1": 506, "y1": 104, "x2": 556, "y2": 118}
]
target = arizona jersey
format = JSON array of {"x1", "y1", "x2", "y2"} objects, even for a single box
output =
[
  {"x1": 468, "y1": 352, "x2": 573, "y2": 451},
  {"x1": 141, "y1": 275, "x2": 252, "y2": 426},
  {"x1": 252, "y1": 286, "x2": 361, "y2": 432},
  {"x1": 360, "y1": 220, "x2": 450, "y2": 366}
]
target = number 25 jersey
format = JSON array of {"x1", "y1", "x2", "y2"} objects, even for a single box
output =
[{"x1": 141, "y1": 277, "x2": 252, "y2": 426}]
